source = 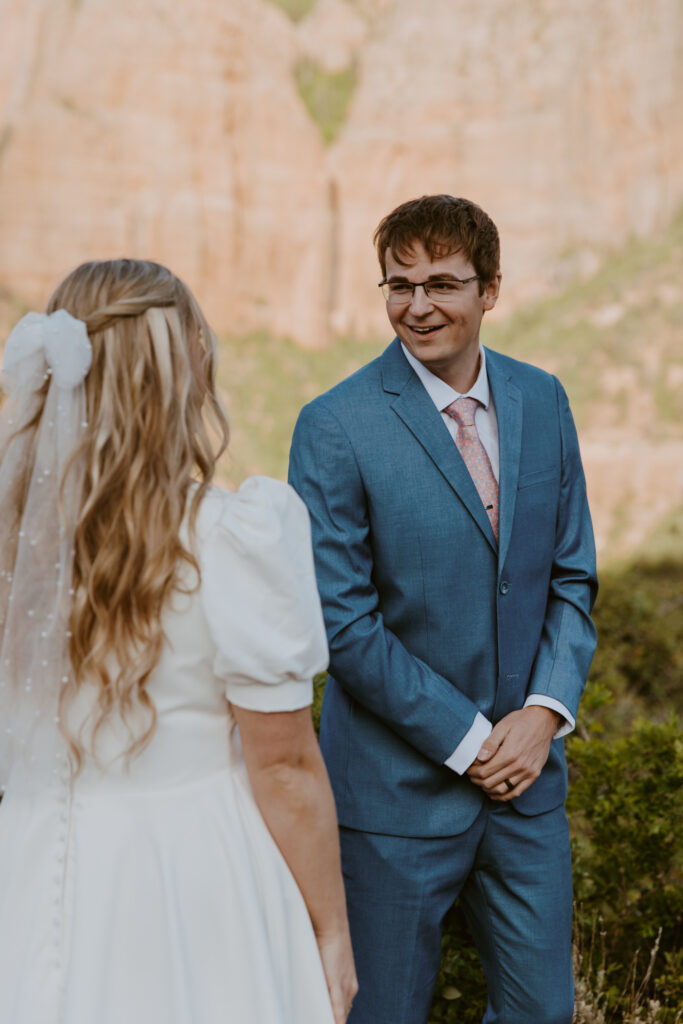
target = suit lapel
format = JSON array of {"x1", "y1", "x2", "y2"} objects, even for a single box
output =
[
  {"x1": 381, "y1": 340, "x2": 498, "y2": 553},
  {"x1": 485, "y1": 348, "x2": 523, "y2": 570}
]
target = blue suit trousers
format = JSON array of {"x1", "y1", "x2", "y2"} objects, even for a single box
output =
[{"x1": 341, "y1": 803, "x2": 574, "y2": 1024}]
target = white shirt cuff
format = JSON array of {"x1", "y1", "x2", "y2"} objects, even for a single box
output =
[
  {"x1": 524, "y1": 695, "x2": 575, "y2": 738},
  {"x1": 444, "y1": 712, "x2": 492, "y2": 775}
]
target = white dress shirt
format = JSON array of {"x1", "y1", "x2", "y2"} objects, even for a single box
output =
[{"x1": 400, "y1": 343, "x2": 574, "y2": 775}]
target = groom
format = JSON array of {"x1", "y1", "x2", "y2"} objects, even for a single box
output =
[{"x1": 289, "y1": 195, "x2": 597, "y2": 1024}]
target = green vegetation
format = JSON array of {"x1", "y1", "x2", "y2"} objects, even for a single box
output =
[
  {"x1": 294, "y1": 57, "x2": 357, "y2": 144},
  {"x1": 568, "y1": 716, "x2": 682, "y2": 1022},
  {"x1": 638, "y1": 506, "x2": 683, "y2": 566},
  {"x1": 0, "y1": 283, "x2": 29, "y2": 348},
  {"x1": 484, "y1": 209, "x2": 683, "y2": 434},
  {"x1": 266, "y1": 0, "x2": 316, "y2": 22},
  {"x1": 215, "y1": 332, "x2": 383, "y2": 489},
  {"x1": 0, "y1": 125, "x2": 14, "y2": 161},
  {"x1": 563, "y1": 560, "x2": 683, "y2": 1022},
  {"x1": 583, "y1": 562, "x2": 683, "y2": 728}
]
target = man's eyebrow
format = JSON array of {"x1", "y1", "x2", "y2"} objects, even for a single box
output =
[{"x1": 386, "y1": 272, "x2": 462, "y2": 281}]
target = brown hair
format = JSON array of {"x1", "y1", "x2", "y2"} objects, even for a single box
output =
[
  {"x1": 37, "y1": 259, "x2": 230, "y2": 768},
  {"x1": 374, "y1": 195, "x2": 500, "y2": 293}
]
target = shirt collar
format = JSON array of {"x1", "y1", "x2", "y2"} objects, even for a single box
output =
[{"x1": 400, "y1": 342, "x2": 490, "y2": 412}]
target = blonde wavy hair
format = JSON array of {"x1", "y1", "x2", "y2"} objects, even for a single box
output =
[{"x1": 22, "y1": 259, "x2": 229, "y2": 767}]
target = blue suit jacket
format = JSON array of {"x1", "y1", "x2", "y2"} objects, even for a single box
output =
[{"x1": 289, "y1": 340, "x2": 597, "y2": 837}]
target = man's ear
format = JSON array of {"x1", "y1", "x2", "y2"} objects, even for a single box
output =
[{"x1": 482, "y1": 272, "x2": 502, "y2": 312}]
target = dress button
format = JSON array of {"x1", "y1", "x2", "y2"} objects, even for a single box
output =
[{"x1": 499, "y1": 580, "x2": 510, "y2": 595}]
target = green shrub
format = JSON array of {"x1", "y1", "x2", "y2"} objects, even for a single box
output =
[
  {"x1": 586, "y1": 561, "x2": 683, "y2": 728},
  {"x1": 654, "y1": 947, "x2": 683, "y2": 1019},
  {"x1": 429, "y1": 908, "x2": 487, "y2": 1023},
  {"x1": 567, "y1": 717, "x2": 682, "y2": 1018},
  {"x1": 312, "y1": 672, "x2": 326, "y2": 733}
]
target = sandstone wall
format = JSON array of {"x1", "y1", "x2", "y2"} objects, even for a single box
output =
[
  {"x1": 0, "y1": 0, "x2": 330, "y2": 344},
  {"x1": 1, "y1": 0, "x2": 682, "y2": 346},
  {"x1": 329, "y1": 0, "x2": 683, "y2": 338}
]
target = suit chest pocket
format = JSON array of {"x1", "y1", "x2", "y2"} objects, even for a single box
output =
[{"x1": 517, "y1": 467, "x2": 559, "y2": 490}]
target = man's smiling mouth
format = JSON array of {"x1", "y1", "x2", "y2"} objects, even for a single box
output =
[{"x1": 406, "y1": 324, "x2": 445, "y2": 336}]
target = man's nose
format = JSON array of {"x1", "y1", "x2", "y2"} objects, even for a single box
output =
[{"x1": 408, "y1": 284, "x2": 434, "y2": 315}]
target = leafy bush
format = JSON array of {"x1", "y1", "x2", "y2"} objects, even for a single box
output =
[
  {"x1": 312, "y1": 672, "x2": 326, "y2": 733},
  {"x1": 585, "y1": 561, "x2": 683, "y2": 729},
  {"x1": 567, "y1": 717, "x2": 682, "y2": 1020},
  {"x1": 654, "y1": 947, "x2": 683, "y2": 1019},
  {"x1": 429, "y1": 909, "x2": 487, "y2": 1023}
]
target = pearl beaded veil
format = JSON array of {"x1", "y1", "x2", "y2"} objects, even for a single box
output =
[{"x1": 0, "y1": 311, "x2": 92, "y2": 792}]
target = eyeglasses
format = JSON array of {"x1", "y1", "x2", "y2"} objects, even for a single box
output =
[{"x1": 379, "y1": 276, "x2": 480, "y2": 303}]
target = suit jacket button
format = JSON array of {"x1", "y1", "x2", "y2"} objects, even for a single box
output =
[{"x1": 499, "y1": 580, "x2": 510, "y2": 595}]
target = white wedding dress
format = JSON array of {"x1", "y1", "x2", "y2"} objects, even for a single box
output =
[{"x1": 0, "y1": 477, "x2": 335, "y2": 1024}]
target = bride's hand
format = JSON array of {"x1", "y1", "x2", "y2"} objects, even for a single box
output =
[{"x1": 317, "y1": 927, "x2": 358, "y2": 1023}]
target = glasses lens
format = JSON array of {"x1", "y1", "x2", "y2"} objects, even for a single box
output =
[
  {"x1": 425, "y1": 281, "x2": 462, "y2": 300},
  {"x1": 383, "y1": 282, "x2": 413, "y2": 301}
]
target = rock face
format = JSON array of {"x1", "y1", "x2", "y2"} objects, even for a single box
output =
[
  {"x1": 1, "y1": 0, "x2": 683, "y2": 348},
  {"x1": 2, "y1": 0, "x2": 683, "y2": 558},
  {"x1": 330, "y1": 0, "x2": 683, "y2": 338},
  {"x1": 0, "y1": 0, "x2": 330, "y2": 345}
]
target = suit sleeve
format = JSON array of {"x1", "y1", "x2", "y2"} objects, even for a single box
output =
[
  {"x1": 526, "y1": 377, "x2": 598, "y2": 717},
  {"x1": 289, "y1": 400, "x2": 483, "y2": 765}
]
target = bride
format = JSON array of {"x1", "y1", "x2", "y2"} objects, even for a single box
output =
[{"x1": 0, "y1": 259, "x2": 357, "y2": 1024}]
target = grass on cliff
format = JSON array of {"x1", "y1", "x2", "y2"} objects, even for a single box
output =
[
  {"x1": 215, "y1": 331, "x2": 383, "y2": 489},
  {"x1": 294, "y1": 57, "x2": 358, "y2": 144},
  {"x1": 265, "y1": 0, "x2": 316, "y2": 22},
  {"x1": 487, "y1": 210, "x2": 683, "y2": 436}
]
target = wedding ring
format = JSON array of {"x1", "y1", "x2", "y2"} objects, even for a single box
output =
[{"x1": 504, "y1": 778, "x2": 515, "y2": 791}]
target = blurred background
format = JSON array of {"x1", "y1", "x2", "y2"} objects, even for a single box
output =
[
  {"x1": 1, "y1": 0, "x2": 682, "y2": 563},
  {"x1": 1, "y1": 1, "x2": 681, "y2": 1019}
]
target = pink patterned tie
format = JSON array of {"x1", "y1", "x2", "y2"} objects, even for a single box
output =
[{"x1": 444, "y1": 397, "x2": 499, "y2": 541}]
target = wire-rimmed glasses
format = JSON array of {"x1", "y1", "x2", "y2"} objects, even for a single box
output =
[{"x1": 379, "y1": 276, "x2": 480, "y2": 303}]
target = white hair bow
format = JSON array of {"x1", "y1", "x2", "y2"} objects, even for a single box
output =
[{"x1": 2, "y1": 310, "x2": 92, "y2": 393}]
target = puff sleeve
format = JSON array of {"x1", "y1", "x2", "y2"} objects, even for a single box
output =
[{"x1": 199, "y1": 477, "x2": 329, "y2": 712}]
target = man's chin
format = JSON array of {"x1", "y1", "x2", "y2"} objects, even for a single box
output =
[{"x1": 400, "y1": 337, "x2": 444, "y2": 362}]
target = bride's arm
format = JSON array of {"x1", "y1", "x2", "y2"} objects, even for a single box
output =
[{"x1": 231, "y1": 704, "x2": 358, "y2": 1024}]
